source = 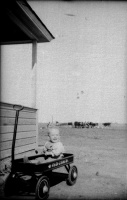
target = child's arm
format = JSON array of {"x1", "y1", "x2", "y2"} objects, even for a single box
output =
[
  {"x1": 41, "y1": 142, "x2": 49, "y2": 154},
  {"x1": 51, "y1": 143, "x2": 65, "y2": 157},
  {"x1": 42, "y1": 142, "x2": 53, "y2": 156},
  {"x1": 44, "y1": 151, "x2": 54, "y2": 157}
]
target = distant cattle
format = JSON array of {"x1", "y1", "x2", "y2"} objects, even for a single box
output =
[
  {"x1": 68, "y1": 122, "x2": 73, "y2": 126},
  {"x1": 103, "y1": 123, "x2": 111, "y2": 127},
  {"x1": 89, "y1": 122, "x2": 98, "y2": 128},
  {"x1": 74, "y1": 121, "x2": 84, "y2": 128},
  {"x1": 74, "y1": 121, "x2": 98, "y2": 128}
]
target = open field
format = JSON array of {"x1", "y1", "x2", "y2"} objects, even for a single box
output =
[
  {"x1": 39, "y1": 126, "x2": 127, "y2": 200},
  {"x1": 0, "y1": 126, "x2": 127, "y2": 199}
]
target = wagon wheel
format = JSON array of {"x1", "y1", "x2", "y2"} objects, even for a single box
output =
[
  {"x1": 4, "y1": 174, "x2": 17, "y2": 196},
  {"x1": 35, "y1": 176, "x2": 50, "y2": 200},
  {"x1": 66, "y1": 165, "x2": 78, "y2": 186}
]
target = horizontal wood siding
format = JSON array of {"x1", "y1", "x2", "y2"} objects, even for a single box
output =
[
  {"x1": 0, "y1": 144, "x2": 36, "y2": 159},
  {"x1": 0, "y1": 102, "x2": 38, "y2": 169},
  {"x1": 0, "y1": 109, "x2": 36, "y2": 119},
  {"x1": 0, "y1": 137, "x2": 36, "y2": 151},
  {"x1": 1, "y1": 131, "x2": 36, "y2": 142},
  {"x1": 1, "y1": 125, "x2": 36, "y2": 134},
  {"x1": 0, "y1": 117, "x2": 36, "y2": 126}
]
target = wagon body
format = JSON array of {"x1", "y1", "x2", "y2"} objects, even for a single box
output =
[{"x1": 12, "y1": 153, "x2": 74, "y2": 174}]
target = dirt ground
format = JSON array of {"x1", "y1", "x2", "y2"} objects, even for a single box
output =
[{"x1": 0, "y1": 126, "x2": 127, "y2": 200}]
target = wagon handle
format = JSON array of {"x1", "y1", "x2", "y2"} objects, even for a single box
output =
[
  {"x1": 11, "y1": 105, "x2": 24, "y2": 171},
  {"x1": 13, "y1": 105, "x2": 24, "y2": 111}
]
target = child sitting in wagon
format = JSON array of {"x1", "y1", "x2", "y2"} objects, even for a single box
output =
[
  {"x1": 42, "y1": 127, "x2": 65, "y2": 159},
  {"x1": 24, "y1": 126, "x2": 65, "y2": 164}
]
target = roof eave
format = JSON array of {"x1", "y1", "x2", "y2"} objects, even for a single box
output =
[
  {"x1": 17, "y1": 0, "x2": 55, "y2": 42},
  {"x1": 0, "y1": 0, "x2": 54, "y2": 45}
]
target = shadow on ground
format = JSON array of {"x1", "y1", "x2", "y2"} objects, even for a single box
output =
[{"x1": 0, "y1": 172, "x2": 68, "y2": 200}]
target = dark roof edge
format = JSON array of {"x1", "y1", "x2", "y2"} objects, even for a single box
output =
[{"x1": 24, "y1": 0, "x2": 55, "y2": 41}]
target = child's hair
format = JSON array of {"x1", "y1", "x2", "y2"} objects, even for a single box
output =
[{"x1": 47, "y1": 126, "x2": 60, "y2": 136}]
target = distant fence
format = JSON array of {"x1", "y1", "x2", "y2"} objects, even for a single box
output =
[{"x1": 0, "y1": 102, "x2": 38, "y2": 170}]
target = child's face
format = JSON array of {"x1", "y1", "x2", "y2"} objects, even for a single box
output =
[{"x1": 49, "y1": 128, "x2": 60, "y2": 143}]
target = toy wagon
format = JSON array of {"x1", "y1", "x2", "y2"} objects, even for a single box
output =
[{"x1": 4, "y1": 105, "x2": 78, "y2": 200}]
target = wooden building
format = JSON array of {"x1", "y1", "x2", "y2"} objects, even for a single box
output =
[{"x1": 0, "y1": 0, "x2": 54, "y2": 170}]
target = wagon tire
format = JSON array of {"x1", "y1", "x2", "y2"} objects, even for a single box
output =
[
  {"x1": 4, "y1": 174, "x2": 16, "y2": 196},
  {"x1": 35, "y1": 176, "x2": 50, "y2": 200},
  {"x1": 66, "y1": 165, "x2": 78, "y2": 186}
]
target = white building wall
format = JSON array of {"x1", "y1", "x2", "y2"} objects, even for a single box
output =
[{"x1": 1, "y1": 44, "x2": 34, "y2": 108}]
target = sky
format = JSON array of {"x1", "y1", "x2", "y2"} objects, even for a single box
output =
[{"x1": 28, "y1": 0, "x2": 127, "y2": 123}]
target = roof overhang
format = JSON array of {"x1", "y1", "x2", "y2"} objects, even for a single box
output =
[{"x1": 0, "y1": 0, "x2": 54, "y2": 45}]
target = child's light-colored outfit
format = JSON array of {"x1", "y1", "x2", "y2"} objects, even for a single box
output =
[
  {"x1": 44, "y1": 141, "x2": 65, "y2": 158},
  {"x1": 29, "y1": 141, "x2": 65, "y2": 164}
]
